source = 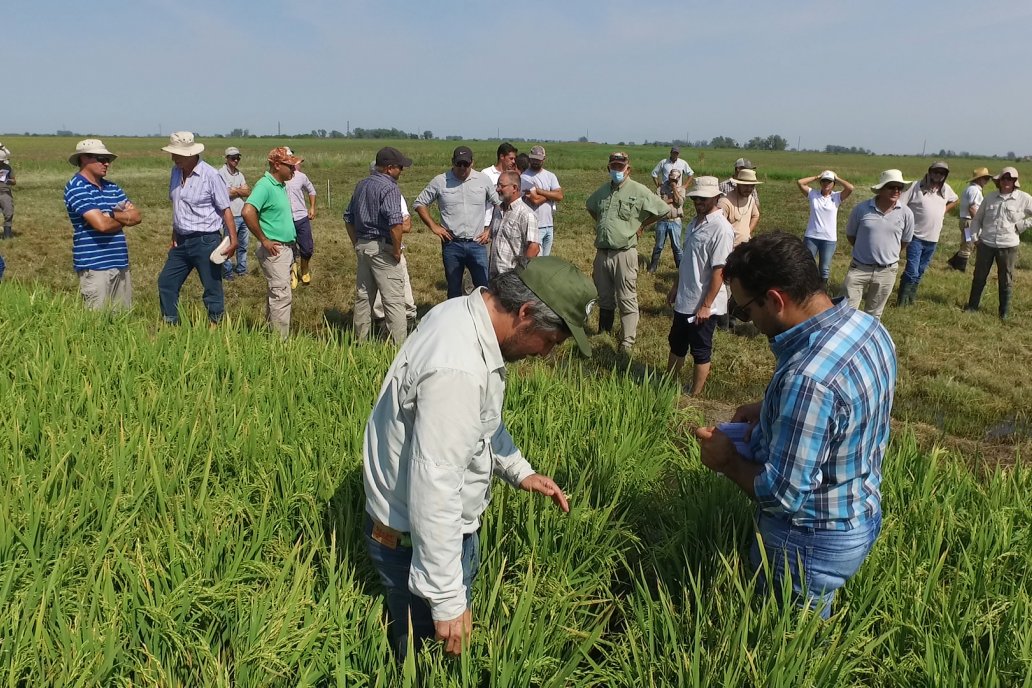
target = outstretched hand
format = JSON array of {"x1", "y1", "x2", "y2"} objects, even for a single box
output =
[{"x1": 519, "y1": 473, "x2": 570, "y2": 513}]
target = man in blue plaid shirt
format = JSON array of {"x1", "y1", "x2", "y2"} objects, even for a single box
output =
[{"x1": 696, "y1": 231, "x2": 896, "y2": 618}]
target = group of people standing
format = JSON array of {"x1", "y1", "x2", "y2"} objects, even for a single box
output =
[{"x1": 60, "y1": 133, "x2": 320, "y2": 337}]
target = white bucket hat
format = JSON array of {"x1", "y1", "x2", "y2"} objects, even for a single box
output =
[
  {"x1": 209, "y1": 235, "x2": 231, "y2": 264},
  {"x1": 870, "y1": 169, "x2": 910, "y2": 191},
  {"x1": 69, "y1": 139, "x2": 117, "y2": 166},
  {"x1": 994, "y1": 166, "x2": 1020, "y2": 188},
  {"x1": 687, "y1": 176, "x2": 723, "y2": 198},
  {"x1": 161, "y1": 131, "x2": 205, "y2": 156}
]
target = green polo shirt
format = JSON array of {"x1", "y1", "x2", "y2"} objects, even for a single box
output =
[
  {"x1": 246, "y1": 172, "x2": 296, "y2": 242},
  {"x1": 586, "y1": 177, "x2": 670, "y2": 249}
]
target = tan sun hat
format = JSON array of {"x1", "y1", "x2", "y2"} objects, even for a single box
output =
[
  {"x1": 969, "y1": 167, "x2": 992, "y2": 183},
  {"x1": 69, "y1": 139, "x2": 117, "y2": 166},
  {"x1": 871, "y1": 169, "x2": 910, "y2": 191},
  {"x1": 687, "y1": 176, "x2": 723, "y2": 198},
  {"x1": 161, "y1": 131, "x2": 205, "y2": 156},
  {"x1": 994, "y1": 166, "x2": 1020, "y2": 188},
  {"x1": 732, "y1": 168, "x2": 762, "y2": 185}
]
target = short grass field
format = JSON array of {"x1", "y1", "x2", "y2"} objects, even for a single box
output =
[{"x1": 2, "y1": 137, "x2": 1032, "y2": 685}]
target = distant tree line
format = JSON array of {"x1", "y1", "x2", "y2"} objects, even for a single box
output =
[{"x1": 645, "y1": 134, "x2": 789, "y2": 151}]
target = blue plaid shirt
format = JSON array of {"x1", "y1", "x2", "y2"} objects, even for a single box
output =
[
  {"x1": 748, "y1": 298, "x2": 896, "y2": 530},
  {"x1": 343, "y1": 172, "x2": 404, "y2": 242}
]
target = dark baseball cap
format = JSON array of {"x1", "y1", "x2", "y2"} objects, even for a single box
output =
[
  {"x1": 375, "y1": 146, "x2": 413, "y2": 168},
  {"x1": 516, "y1": 257, "x2": 598, "y2": 356},
  {"x1": 452, "y1": 146, "x2": 474, "y2": 164}
]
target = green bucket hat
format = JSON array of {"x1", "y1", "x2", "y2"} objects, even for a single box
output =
[{"x1": 515, "y1": 257, "x2": 597, "y2": 356}]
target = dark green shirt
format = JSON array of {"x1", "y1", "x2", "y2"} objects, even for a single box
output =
[{"x1": 586, "y1": 177, "x2": 670, "y2": 249}]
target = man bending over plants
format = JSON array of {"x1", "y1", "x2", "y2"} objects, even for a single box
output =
[
  {"x1": 361, "y1": 257, "x2": 596, "y2": 659},
  {"x1": 696, "y1": 232, "x2": 897, "y2": 618}
]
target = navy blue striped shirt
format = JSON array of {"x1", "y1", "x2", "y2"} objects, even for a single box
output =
[
  {"x1": 64, "y1": 174, "x2": 130, "y2": 272},
  {"x1": 749, "y1": 298, "x2": 897, "y2": 530},
  {"x1": 343, "y1": 172, "x2": 404, "y2": 242}
]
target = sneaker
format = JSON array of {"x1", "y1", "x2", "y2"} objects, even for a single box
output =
[{"x1": 223, "y1": 271, "x2": 235, "y2": 282}]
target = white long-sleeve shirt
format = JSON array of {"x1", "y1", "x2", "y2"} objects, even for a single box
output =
[
  {"x1": 970, "y1": 189, "x2": 1032, "y2": 248},
  {"x1": 363, "y1": 289, "x2": 535, "y2": 621}
]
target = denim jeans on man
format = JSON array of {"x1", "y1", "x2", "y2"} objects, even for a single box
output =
[
  {"x1": 900, "y1": 238, "x2": 938, "y2": 286},
  {"x1": 224, "y1": 216, "x2": 249, "y2": 276},
  {"x1": 804, "y1": 237, "x2": 836, "y2": 281},
  {"x1": 442, "y1": 238, "x2": 489, "y2": 298},
  {"x1": 363, "y1": 515, "x2": 480, "y2": 659},
  {"x1": 538, "y1": 226, "x2": 554, "y2": 256},
  {"x1": 750, "y1": 511, "x2": 882, "y2": 619},
  {"x1": 649, "y1": 219, "x2": 683, "y2": 272},
  {"x1": 158, "y1": 232, "x2": 225, "y2": 324}
]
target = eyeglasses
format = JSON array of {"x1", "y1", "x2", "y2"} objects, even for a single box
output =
[
  {"x1": 884, "y1": 184, "x2": 904, "y2": 192},
  {"x1": 453, "y1": 160, "x2": 472, "y2": 168},
  {"x1": 731, "y1": 294, "x2": 761, "y2": 322}
]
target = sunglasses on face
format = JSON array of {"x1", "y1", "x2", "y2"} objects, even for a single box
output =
[
  {"x1": 885, "y1": 185, "x2": 904, "y2": 192},
  {"x1": 731, "y1": 294, "x2": 760, "y2": 322},
  {"x1": 89, "y1": 155, "x2": 114, "y2": 164},
  {"x1": 453, "y1": 161, "x2": 472, "y2": 168},
  {"x1": 228, "y1": 155, "x2": 241, "y2": 161}
]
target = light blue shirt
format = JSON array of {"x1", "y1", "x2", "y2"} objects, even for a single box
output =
[
  {"x1": 413, "y1": 169, "x2": 500, "y2": 239},
  {"x1": 169, "y1": 159, "x2": 232, "y2": 235},
  {"x1": 845, "y1": 198, "x2": 914, "y2": 266}
]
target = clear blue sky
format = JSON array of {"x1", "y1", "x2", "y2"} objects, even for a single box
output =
[{"x1": 8, "y1": 0, "x2": 1030, "y2": 155}]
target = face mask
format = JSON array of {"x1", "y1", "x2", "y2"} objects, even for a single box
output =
[{"x1": 610, "y1": 169, "x2": 625, "y2": 184}]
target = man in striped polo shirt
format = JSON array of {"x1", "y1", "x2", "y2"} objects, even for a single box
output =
[
  {"x1": 157, "y1": 132, "x2": 238, "y2": 325},
  {"x1": 242, "y1": 147, "x2": 302, "y2": 338},
  {"x1": 64, "y1": 139, "x2": 143, "y2": 310}
]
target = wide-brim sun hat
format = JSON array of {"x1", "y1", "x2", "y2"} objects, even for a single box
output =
[
  {"x1": 687, "y1": 176, "x2": 722, "y2": 198},
  {"x1": 209, "y1": 235, "x2": 231, "y2": 264},
  {"x1": 69, "y1": 139, "x2": 117, "y2": 166},
  {"x1": 969, "y1": 167, "x2": 992, "y2": 183},
  {"x1": 871, "y1": 169, "x2": 910, "y2": 191},
  {"x1": 161, "y1": 131, "x2": 205, "y2": 156},
  {"x1": 994, "y1": 166, "x2": 1020, "y2": 188},
  {"x1": 732, "y1": 168, "x2": 762, "y2": 185}
]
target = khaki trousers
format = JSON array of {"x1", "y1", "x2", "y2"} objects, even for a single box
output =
[
  {"x1": 593, "y1": 247, "x2": 639, "y2": 349},
  {"x1": 958, "y1": 218, "x2": 975, "y2": 258},
  {"x1": 841, "y1": 261, "x2": 897, "y2": 319},
  {"x1": 79, "y1": 268, "x2": 132, "y2": 311},
  {"x1": 373, "y1": 253, "x2": 417, "y2": 320},
  {"x1": 354, "y1": 238, "x2": 408, "y2": 345},
  {"x1": 257, "y1": 243, "x2": 293, "y2": 338}
]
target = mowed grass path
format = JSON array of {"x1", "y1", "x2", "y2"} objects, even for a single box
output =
[
  {"x1": 2, "y1": 283, "x2": 1031, "y2": 686},
  {"x1": 3, "y1": 136, "x2": 1031, "y2": 452}
]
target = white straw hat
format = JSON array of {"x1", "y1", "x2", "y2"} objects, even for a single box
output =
[
  {"x1": 686, "y1": 176, "x2": 723, "y2": 198},
  {"x1": 69, "y1": 139, "x2": 117, "y2": 166},
  {"x1": 209, "y1": 235, "x2": 231, "y2": 264},
  {"x1": 870, "y1": 169, "x2": 910, "y2": 191},
  {"x1": 161, "y1": 131, "x2": 205, "y2": 156}
]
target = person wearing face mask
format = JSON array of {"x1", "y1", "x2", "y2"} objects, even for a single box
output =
[
  {"x1": 840, "y1": 170, "x2": 915, "y2": 319},
  {"x1": 414, "y1": 146, "x2": 500, "y2": 299},
  {"x1": 520, "y1": 146, "x2": 564, "y2": 256},
  {"x1": 896, "y1": 161, "x2": 959, "y2": 306},
  {"x1": 585, "y1": 151, "x2": 672, "y2": 352},
  {"x1": 964, "y1": 166, "x2": 1032, "y2": 319}
]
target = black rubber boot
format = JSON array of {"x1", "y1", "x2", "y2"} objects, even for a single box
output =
[
  {"x1": 2, "y1": 223, "x2": 10, "y2": 240},
  {"x1": 897, "y1": 281, "x2": 915, "y2": 307},
  {"x1": 598, "y1": 308, "x2": 615, "y2": 334},
  {"x1": 1000, "y1": 288, "x2": 1012, "y2": 320},
  {"x1": 947, "y1": 253, "x2": 968, "y2": 272}
]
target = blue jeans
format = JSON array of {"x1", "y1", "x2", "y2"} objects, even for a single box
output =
[
  {"x1": 0, "y1": 253, "x2": 5, "y2": 281},
  {"x1": 364, "y1": 515, "x2": 480, "y2": 659},
  {"x1": 901, "y1": 238, "x2": 938, "y2": 286},
  {"x1": 538, "y1": 226, "x2": 554, "y2": 256},
  {"x1": 442, "y1": 239, "x2": 489, "y2": 298},
  {"x1": 750, "y1": 511, "x2": 882, "y2": 619},
  {"x1": 650, "y1": 220, "x2": 683, "y2": 272},
  {"x1": 158, "y1": 232, "x2": 225, "y2": 323},
  {"x1": 224, "y1": 216, "x2": 249, "y2": 276},
  {"x1": 804, "y1": 237, "x2": 836, "y2": 281}
]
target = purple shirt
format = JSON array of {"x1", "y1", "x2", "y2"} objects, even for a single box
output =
[{"x1": 169, "y1": 159, "x2": 232, "y2": 235}]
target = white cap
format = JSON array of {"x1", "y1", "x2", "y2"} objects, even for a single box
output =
[{"x1": 818, "y1": 170, "x2": 836, "y2": 182}]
